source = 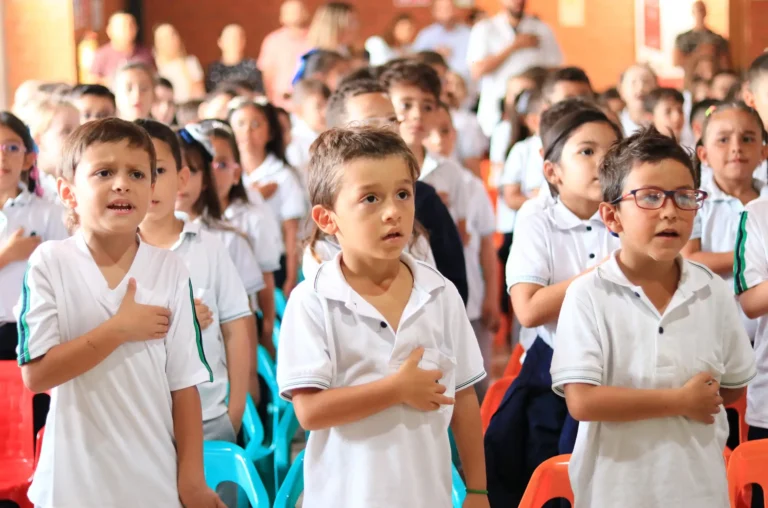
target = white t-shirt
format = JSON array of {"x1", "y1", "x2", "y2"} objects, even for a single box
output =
[
  {"x1": 620, "y1": 109, "x2": 643, "y2": 136},
  {"x1": 0, "y1": 187, "x2": 68, "y2": 324},
  {"x1": 489, "y1": 120, "x2": 513, "y2": 166},
  {"x1": 242, "y1": 153, "x2": 307, "y2": 224},
  {"x1": 286, "y1": 116, "x2": 319, "y2": 184},
  {"x1": 451, "y1": 108, "x2": 489, "y2": 161},
  {"x1": 166, "y1": 221, "x2": 252, "y2": 421},
  {"x1": 734, "y1": 198, "x2": 768, "y2": 428},
  {"x1": 17, "y1": 232, "x2": 212, "y2": 508},
  {"x1": 505, "y1": 200, "x2": 620, "y2": 349},
  {"x1": 467, "y1": 13, "x2": 563, "y2": 136},
  {"x1": 552, "y1": 253, "x2": 756, "y2": 508},
  {"x1": 157, "y1": 55, "x2": 204, "y2": 103},
  {"x1": 364, "y1": 36, "x2": 404, "y2": 66},
  {"x1": 224, "y1": 199, "x2": 283, "y2": 270},
  {"x1": 421, "y1": 151, "x2": 469, "y2": 221},
  {"x1": 277, "y1": 252, "x2": 485, "y2": 508},
  {"x1": 691, "y1": 172, "x2": 768, "y2": 339},
  {"x1": 496, "y1": 135, "x2": 544, "y2": 233},
  {"x1": 463, "y1": 171, "x2": 496, "y2": 321}
]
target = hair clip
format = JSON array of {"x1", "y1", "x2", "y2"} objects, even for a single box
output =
[
  {"x1": 292, "y1": 48, "x2": 319, "y2": 85},
  {"x1": 253, "y1": 95, "x2": 269, "y2": 106},
  {"x1": 515, "y1": 90, "x2": 532, "y2": 115},
  {"x1": 705, "y1": 105, "x2": 718, "y2": 117},
  {"x1": 204, "y1": 119, "x2": 234, "y2": 134},
  {"x1": 179, "y1": 124, "x2": 215, "y2": 159}
]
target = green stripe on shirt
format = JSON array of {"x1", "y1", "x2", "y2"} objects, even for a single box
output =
[
  {"x1": 188, "y1": 279, "x2": 213, "y2": 382},
  {"x1": 17, "y1": 270, "x2": 31, "y2": 365},
  {"x1": 734, "y1": 211, "x2": 749, "y2": 295}
]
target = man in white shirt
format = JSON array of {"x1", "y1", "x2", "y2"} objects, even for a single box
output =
[
  {"x1": 412, "y1": 0, "x2": 473, "y2": 82},
  {"x1": 467, "y1": 0, "x2": 563, "y2": 136}
]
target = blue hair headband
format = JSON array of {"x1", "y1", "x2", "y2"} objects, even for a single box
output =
[
  {"x1": 179, "y1": 124, "x2": 214, "y2": 161},
  {"x1": 292, "y1": 49, "x2": 319, "y2": 85}
]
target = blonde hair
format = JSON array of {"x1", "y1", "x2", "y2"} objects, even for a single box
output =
[
  {"x1": 23, "y1": 98, "x2": 79, "y2": 141},
  {"x1": 307, "y1": 2, "x2": 356, "y2": 51}
]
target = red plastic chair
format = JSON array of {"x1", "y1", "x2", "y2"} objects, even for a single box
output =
[
  {"x1": 518, "y1": 454, "x2": 574, "y2": 508},
  {"x1": 728, "y1": 440, "x2": 768, "y2": 508},
  {"x1": 503, "y1": 343, "x2": 525, "y2": 378},
  {"x1": 726, "y1": 394, "x2": 748, "y2": 445},
  {"x1": 481, "y1": 376, "x2": 515, "y2": 432},
  {"x1": 0, "y1": 361, "x2": 34, "y2": 508}
]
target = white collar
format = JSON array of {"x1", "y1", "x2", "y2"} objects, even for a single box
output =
[
  {"x1": 169, "y1": 219, "x2": 201, "y2": 251},
  {"x1": 550, "y1": 200, "x2": 602, "y2": 230},
  {"x1": 2, "y1": 184, "x2": 34, "y2": 209},
  {"x1": 250, "y1": 153, "x2": 286, "y2": 180},
  {"x1": 700, "y1": 171, "x2": 767, "y2": 202},
  {"x1": 421, "y1": 151, "x2": 444, "y2": 179}
]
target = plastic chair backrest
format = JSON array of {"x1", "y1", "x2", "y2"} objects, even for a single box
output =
[
  {"x1": 0, "y1": 361, "x2": 34, "y2": 465},
  {"x1": 258, "y1": 344, "x2": 287, "y2": 414},
  {"x1": 518, "y1": 454, "x2": 573, "y2": 508},
  {"x1": 203, "y1": 441, "x2": 270, "y2": 507},
  {"x1": 274, "y1": 404, "x2": 300, "y2": 486},
  {"x1": 726, "y1": 393, "x2": 748, "y2": 445},
  {"x1": 241, "y1": 394, "x2": 272, "y2": 462},
  {"x1": 503, "y1": 344, "x2": 525, "y2": 378},
  {"x1": 728, "y1": 439, "x2": 768, "y2": 507},
  {"x1": 274, "y1": 288, "x2": 288, "y2": 321},
  {"x1": 481, "y1": 376, "x2": 515, "y2": 432}
]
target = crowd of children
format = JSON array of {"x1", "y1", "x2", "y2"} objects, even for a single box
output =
[{"x1": 5, "y1": 3, "x2": 768, "y2": 508}]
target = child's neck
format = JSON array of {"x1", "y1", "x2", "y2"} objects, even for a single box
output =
[
  {"x1": 340, "y1": 250, "x2": 402, "y2": 287},
  {"x1": 139, "y1": 213, "x2": 185, "y2": 250},
  {"x1": 558, "y1": 193, "x2": 600, "y2": 221},
  {"x1": 221, "y1": 52, "x2": 244, "y2": 66},
  {"x1": 0, "y1": 185, "x2": 21, "y2": 207},
  {"x1": 82, "y1": 228, "x2": 138, "y2": 269},
  {"x1": 219, "y1": 195, "x2": 231, "y2": 211},
  {"x1": 241, "y1": 147, "x2": 267, "y2": 176},
  {"x1": 627, "y1": 105, "x2": 645, "y2": 125},
  {"x1": 714, "y1": 173, "x2": 759, "y2": 205},
  {"x1": 618, "y1": 248, "x2": 678, "y2": 283}
]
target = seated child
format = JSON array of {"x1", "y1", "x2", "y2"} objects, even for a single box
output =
[
  {"x1": 643, "y1": 87, "x2": 685, "y2": 142},
  {"x1": 553, "y1": 127, "x2": 756, "y2": 508}
]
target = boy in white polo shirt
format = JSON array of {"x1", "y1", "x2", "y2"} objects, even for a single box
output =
[
  {"x1": 16, "y1": 118, "x2": 224, "y2": 508},
  {"x1": 553, "y1": 128, "x2": 756, "y2": 508}
]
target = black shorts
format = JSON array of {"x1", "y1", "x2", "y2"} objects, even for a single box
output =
[
  {"x1": 0, "y1": 322, "x2": 18, "y2": 361},
  {"x1": 497, "y1": 233, "x2": 514, "y2": 314},
  {"x1": 273, "y1": 254, "x2": 288, "y2": 289}
]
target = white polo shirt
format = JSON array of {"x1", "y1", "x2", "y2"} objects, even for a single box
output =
[
  {"x1": 286, "y1": 116, "x2": 319, "y2": 183},
  {"x1": 496, "y1": 135, "x2": 544, "y2": 233},
  {"x1": 277, "y1": 252, "x2": 486, "y2": 508},
  {"x1": 691, "y1": 172, "x2": 768, "y2": 339},
  {"x1": 165, "y1": 221, "x2": 253, "y2": 421},
  {"x1": 619, "y1": 109, "x2": 643, "y2": 136},
  {"x1": 242, "y1": 153, "x2": 307, "y2": 224},
  {"x1": 489, "y1": 120, "x2": 513, "y2": 166},
  {"x1": 0, "y1": 187, "x2": 68, "y2": 324},
  {"x1": 452, "y1": 109, "x2": 489, "y2": 161},
  {"x1": 506, "y1": 200, "x2": 620, "y2": 349},
  {"x1": 735, "y1": 198, "x2": 768, "y2": 428},
  {"x1": 552, "y1": 253, "x2": 756, "y2": 508},
  {"x1": 467, "y1": 13, "x2": 563, "y2": 136},
  {"x1": 421, "y1": 151, "x2": 469, "y2": 222},
  {"x1": 224, "y1": 199, "x2": 283, "y2": 271},
  {"x1": 17, "y1": 232, "x2": 212, "y2": 508},
  {"x1": 463, "y1": 171, "x2": 496, "y2": 321}
]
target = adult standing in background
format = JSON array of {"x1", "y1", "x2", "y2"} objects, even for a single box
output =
[
  {"x1": 365, "y1": 13, "x2": 416, "y2": 66},
  {"x1": 467, "y1": 0, "x2": 562, "y2": 136},
  {"x1": 206, "y1": 24, "x2": 264, "y2": 93},
  {"x1": 153, "y1": 24, "x2": 205, "y2": 102},
  {"x1": 306, "y1": 2, "x2": 360, "y2": 56},
  {"x1": 258, "y1": 0, "x2": 310, "y2": 109},
  {"x1": 412, "y1": 0, "x2": 473, "y2": 82},
  {"x1": 90, "y1": 12, "x2": 155, "y2": 87},
  {"x1": 674, "y1": 1, "x2": 730, "y2": 71}
]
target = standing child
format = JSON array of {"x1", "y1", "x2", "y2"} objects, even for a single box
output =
[
  {"x1": 553, "y1": 128, "x2": 756, "y2": 508},
  {"x1": 114, "y1": 62, "x2": 156, "y2": 121},
  {"x1": 683, "y1": 102, "x2": 767, "y2": 341},
  {"x1": 152, "y1": 77, "x2": 177, "y2": 125},
  {"x1": 643, "y1": 87, "x2": 686, "y2": 142},
  {"x1": 287, "y1": 79, "x2": 331, "y2": 172},
  {"x1": 228, "y1": 99, "x2": 307, "y2": 296},
  {"x1": 618, "y1": 63, "x2": 658, "y2": 136},
  {"x1": 0, "y1": 112, "x2": 68, "y2": 360},
  {"x1": 278, "y1": 127, "x2": 488, "y2": 508},
  {"x1": 69, "y1": 84, "x2": 117, "y2": 124},
  {"x1": 17, "y1": 118, "x2": 223, "y2": 507},
  {"x1": 487, "y1": 104, "x2": 623, "y2": 507}
]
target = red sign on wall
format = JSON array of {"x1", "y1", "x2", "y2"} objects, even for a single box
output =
[{"x1": 643, "y1": 0, "x2": 661, "y2": 50}]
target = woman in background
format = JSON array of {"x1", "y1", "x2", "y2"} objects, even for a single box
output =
[{"x1": 153, "y1": 24, "x2": 205, "y2": 102}]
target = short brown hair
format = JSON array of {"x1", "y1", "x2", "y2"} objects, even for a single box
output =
[
  {"x1": 379, "y1": 60, "x2": 441, "y2": 100},
  {"x1": 326, "y1": 78, "x2": 388, "y2": 128}
]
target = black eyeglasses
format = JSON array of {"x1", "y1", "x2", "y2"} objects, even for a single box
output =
[{"x1": 611, "y1": 188, "x2": 708, "y2": 211}]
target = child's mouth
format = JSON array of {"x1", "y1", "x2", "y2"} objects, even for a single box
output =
[
  {"x1": 107, "y1": 202, "x2": 135, "y2": 213},
  {"x1": 655, "y1": 230, "x2": 679, "y2": 238},
  {"x1": 382, "y1": 231, "x2": 403, "y2": 241}
]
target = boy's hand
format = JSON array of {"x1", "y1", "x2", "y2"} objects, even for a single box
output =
[
  {"x1": 512, "y1": 33, "x2": 539, "y2": 51},
  {"x1": 179, "y1": 484, "x2": 226, "y2": 508},
  {"x1": 438, "y1": 191, "x2": 451, "y2": 207},
  {"x1": 194, "y1": 299, "x2": 214, "y2": 330},
  {"x1": 1, "y1": 228, "x2": 42, "y2": 263},
  {"x1": 463, "y1": 494, "x2": 490, "y2": 508},
  {"x1": 481, "y1": 297, "x2": 501, "y2": 333},
  {"x1": 680, "y1": 372, "x2": 723, "y2": 424},
  {"x1": 111, "y1": 278, "x2": 172, "y2": 342},
  {"x1": 395, "y1": 347, "x2": 455, "y2": 411}
]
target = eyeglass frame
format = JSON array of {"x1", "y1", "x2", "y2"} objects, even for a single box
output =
[
  {"x1": 0, "y1": 142, "x2": 28, "y2": 155},
  {"x1": 610, "y1": 187, "x2": 709, "y2": 211}
]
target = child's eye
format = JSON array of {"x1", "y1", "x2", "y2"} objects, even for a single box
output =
[
  {"x1": 718, "y1": 137, "x2": 729, "y2": 143},
  {"x1": 396, "y1": 190, "x2": 412, "y2": 200},
  {"x1": 131, "y1": 170, "x2": 146, "y2": 180},
  {"x1": 580, "y1": 148, "x2": 595, "y2": 156},
  {"x1": 156, "y1": 167, "x2": 167, "y2": 175},
  {"x1": 95, "y1": 169, "x2": 111, "y2": 177},
  {"x1": 744, "y1": 135, "x2": 757, "y2": 143},
  {"x1": 362, "y1": 194, "x2": 378, "y2": 204}
]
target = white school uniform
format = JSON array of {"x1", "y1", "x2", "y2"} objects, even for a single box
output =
[
  {"x1": 224, "y1": 199, "x2": 283, "y2": 272},
  {"x1": 421, "y1": 151, "x2": 469, "y2": 222},
  {"x1": 17, "y1": 232, "x2": 212, "y2": 508},
  {"x1": 463, "y1": 171, "x2": 496, "y2": 321},
  {"x1": 496, "y1": 135, "x2": 545, "y2": 233},
  {"x1": 166, "y1": 221, "x2": 253, "y2": 421},
  {"x1": 301, "y1": 235, "x2": 436, "y2": 282},
  {"x1": 505, "y1": 200, "x2": 620, "y2": 349},
  {"x1": 451, "y1": 109, "x2": 489, "y2": 162},
  {"x1": 37, "y1": 172, "x2": 60, "y2": 203},
  {"x1": 489, "y1": 120, "x2": 513, "y2": 166},
  {"x1": 242, "y1": 153, "x2": 307, "y2": 225},
  {"x1": 734, "y1": 198, "x2": 768, "y2": 429},
  {"x1": 0, "y1": 186, "x2": 68, "y2": 325},
  {"x1": 277, "y1": 252, "x2": 486, "y2": 508},
  {"x1": 691, "y1": 172, "x2": 768, "y2": 339},
  {"x1": 199, "y1": 222, "x2": 265, "y2": 299},
  {"x1": 552, "y1": 253, "x2": 756, "y2": 508},
  {"x1": 286, "y1": 116, "x2": 319, "y2": 182},
  {"x1": 619, "y1": 109, "x2": 643, "y2": 136}
]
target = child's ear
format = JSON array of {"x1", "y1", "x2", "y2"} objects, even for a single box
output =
[
  {"x1": 542, "y1": 160, "x2": 560, "y2": 188},
  {"x1": 743, "y1": 87, "x2": 756, "y2": 108},
  {"x1": 57, "y1": 177, "x2": 76, "y2": 211},
  {"x1": 312, "y1": 204, "x2": 338, "y2": 236},
  {"x1": 599, "y1": 202, "x2": 623, "y2": 236},
  {"x1": 696, "y1": 144, "x2": 708, "y2": 165},
  {"x1": 24, "y1": 152, "x2": 37, "y2": 172}
]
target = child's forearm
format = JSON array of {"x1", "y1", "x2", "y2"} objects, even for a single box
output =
[
  {"x1": 479, "y1": 235, "x2": 499, "y2": 302},
  {"x1": 292, "y1": 377, "x2": 403, "y2": 431},
  {"x1": 244, "y1": 315, "x2": 261, "y2": 402},
  {"x1": 450, "y1": 388, "x2": 487, "y2": 492},
  {"x1": 222, "y1": 317, "x2": 250, "y2": 432},
  {"x1": 564, "y1": 383, "x2": 684, "y2": 422},
  {"x1": 686, "y1": 250, "x2": 734, "y2": 275},
  {"x1": 172, "y1": 387, "x2": 206, "y2": 491},
  {"x1": 21, "y1": 318, "x2": 124, "y2": 393},
  {"x1": 283, "y1": 220, "x2": 300, "y2": 284},
  {"x1": 511, "y1": 275, "x2": 581, "y2": 329},
  {"x1": 502, "y1": 184, "x2": 528, "y2": 211},
  {"x1": 739, "y1": 282, "x2": 768, "y2": 319}
]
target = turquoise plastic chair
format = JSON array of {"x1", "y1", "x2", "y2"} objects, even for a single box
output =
[
  {"x1": 274, "y1": 288, "x2": 288, "y2": 321},
  {"x1": 203, "y1": 441, "x2": 271, "y2": 507},
  {"x1": 274, "y1": 449, "x2": 466, "y2": 508},
  {"x1": 258, "y1": 344, "x2": 288, "y2": 415},
  {"x1": 274, "y1": 405, "x2": 300, "y2": 489},
  {"x1": 272, "y1": 319, "x2": 281, "y2": 349},
  {"x1": 241, "y1": 393, "x2": 273, "y2": 464}
]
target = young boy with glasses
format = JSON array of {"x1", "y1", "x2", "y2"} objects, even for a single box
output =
[{"x1": 551, "y1": 128, "x2": 756, "y2": 508}]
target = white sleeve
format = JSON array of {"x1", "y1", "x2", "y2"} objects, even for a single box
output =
[
  {"x1": 276, "y1": 282, "x2": 333, "y2": 400},
  {"x1": 690, "y1": 211, "x2": 703, "y2": 241},
  {"x1": 277, "y1": 171, "x2": 307, "y2": 221},
  {"x1": 212, "y1": 239, "x2": 253, "y2": 324},
  {"x1": 505, "y1": 211, "x2": 552, "y2": 292},
  {"x1": 15, "y1": 249, "x2": 60, "y2": 365},
  {"x1": 226, "y1": 232, "x2": 266, "y2": 296},
  {"x1": 538, "y1": 23, "x2": 564, "y2": 67},
  {"x1": 735, "y1": 209, "x2": 768, "y2": 295},
  {"x1": 489, "y1": 122, "x2": 512, "y2": 165},
  {"x1": 466, "y1": 23, "x2": 490, "y2": 67},
  {"x1": 500, "y1": 140, "x2": 527, "y2": 186},
  {"x1": 550, "y1": 278, "x2": 603, "y2": 396},
  {"x1": 715, "y1": 278, "x2": 757, "y2": 388},
  {"x1": 187, "y1": 56, "x2": 204, "y2": 82},
  {"x1": 458, "y1": 116, "x2": 490, "y2": 159},
  {"x1": 476, "y1": 183, "x2": 496, "y2": 238},
  {"x1": 250, "y1": 211, "x2": 283, "y2": 273},
  {"x1": 166, "y1": 276, "x2": 214, "y2": 391},
  {"x1": 446, "y1": 282, "x2": 486, "y2": 390}
]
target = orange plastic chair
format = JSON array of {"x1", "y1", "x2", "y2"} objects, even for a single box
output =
[
  {"x1": 728, "y1": 440, "x2": 768, "y2": 508},
  {"x1": 503, "y1": 343, "x2": 525, "y2": 378},
  {"x1": 480, "y1": 376, "x2": 515, "y2": 432},
  {"x1": 518, "y1": 454, "x2": 574, "y2": 508},
  {"x1": 726, "y1": 394, "x2": 748, "y2": 445},
  {"x1": 0, "y1": 361, "x2": 34, "y2": 508}
]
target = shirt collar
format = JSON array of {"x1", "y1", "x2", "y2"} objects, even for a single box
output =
[
  {"x1": 597, "y1": 249, "x2": 713, "y2": 295},
  {"x1": 250, "y1": 153, "x2": 284, "y2": 180},
  {"x1": 2, "y1": 184, "x2": 33, "y2": 209},
  {"x1": 169, "y1": 219, "x2": 201, "y2": 251},
  {"x1": 550, "y1": 200, "x2": 602, "y2": 230},
  {"x1": 701, "y1": 170, "x2": 767, "y2": 202},
  {"x1": 421, "y1": 151, "x2": 441, "y2": 178}
]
